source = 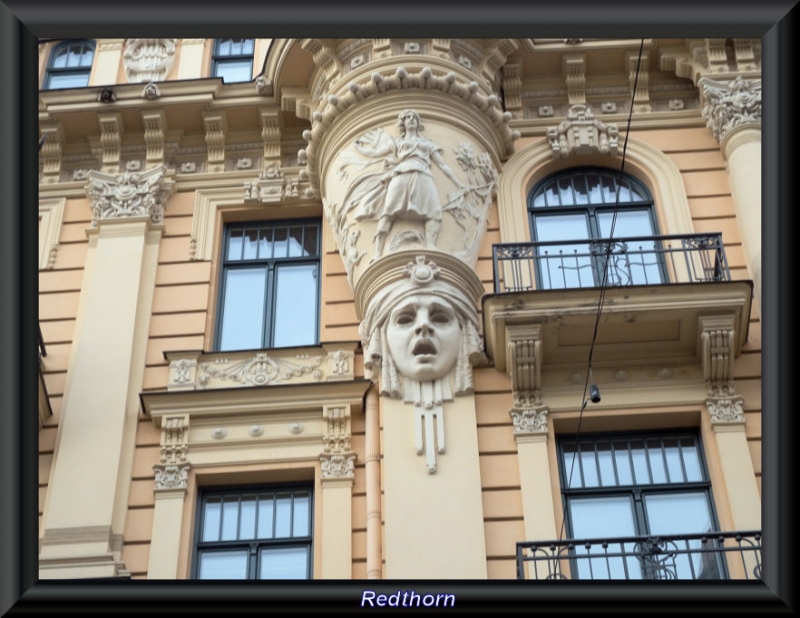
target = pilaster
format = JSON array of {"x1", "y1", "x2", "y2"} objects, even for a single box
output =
[{"x1": 39, "y1": 167, "x2": 174, "y2": 579}]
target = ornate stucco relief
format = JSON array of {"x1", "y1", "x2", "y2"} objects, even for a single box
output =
[
  {"x1": 699, "y1": 315, "x2": 746, "y2": 425},
  {"x1": 153, "y1": 463, "x2": 191, "y2": 491},
  {"x1": 165, "y1": 346, "x2": 356, "y2": 391},
  {"x1": 357, "y1": 254, "x2": 485, "y2": 473},
  {"x1": 700, "y1": 76, "x2": 761, "y2": 144},
  {"x1": 547, "y1": 104, "x2": 619, "y2": 158},
  {"x1": 320, "y1": 405, "x2": 356, "y2": 480},
  {"x1": 85, "y1": 165, "x2": 175, "y2": 226},
  {"x1": 330, "y1": 110, "x2": 498, "y2": 270},
  {"x1": 123, "y1": 39, "x2": 177, "y2": 83}
]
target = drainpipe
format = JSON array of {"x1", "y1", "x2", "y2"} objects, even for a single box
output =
[{"x1": 364, "y1": 384, "x2": 382, "y2": 579}]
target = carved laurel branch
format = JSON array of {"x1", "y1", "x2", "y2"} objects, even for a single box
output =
[{"x1": 197, "y1": 352, "x2": 324, "y2": 388}]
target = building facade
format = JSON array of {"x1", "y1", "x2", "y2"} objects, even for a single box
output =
[{"x1": 37, "y1": 37, "x2": 762, "y2": 581}]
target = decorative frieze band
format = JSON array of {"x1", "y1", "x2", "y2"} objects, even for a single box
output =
[
  {"x1": 700, "y1": 76, "x2": 761, "y2": 144},
  {"x1": 165, "y1": 346, "x2": 356, "y2": 391}
]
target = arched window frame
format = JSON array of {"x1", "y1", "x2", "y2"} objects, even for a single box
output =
[
  {"x1": 44, "y1": 40, "x2": 95, "y2": 90},
  {"x1": 496, "y1": 139, "x2": 695, "y2": 246}
]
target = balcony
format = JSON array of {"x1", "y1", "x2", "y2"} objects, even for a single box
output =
[
  {"x1": 516, "y1": 530, "x2": 762, "y2": 581},
  {"x1": 492, "y1": 233, "x2": 730, "y2": 294},
  {"x1": 482, "y1": 233, "x2": 754, "y2": 392}
]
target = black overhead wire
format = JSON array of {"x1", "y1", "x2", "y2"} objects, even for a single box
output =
[{"x1": 554, "y1": 38, "x2": 646, "y2": 555}]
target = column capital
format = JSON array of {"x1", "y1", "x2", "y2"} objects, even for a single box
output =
[
  {"x1": 85, "y1": 164, "x2": 175, "y2": 227},
  {"x1": 700, "y1": 76, "x2": 761, "y2": 144}
]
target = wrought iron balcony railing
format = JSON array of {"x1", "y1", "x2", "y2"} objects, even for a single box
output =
[
  {"x1": 516, "y1": 530, "x2": 762, "y2": 581},
  {"x1": 493, "y1": 233, "x2": 731, "y2": 294}
]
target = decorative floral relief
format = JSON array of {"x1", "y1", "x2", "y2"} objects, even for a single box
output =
[
  {"x1": 320, "y1": 453, "x2": 355, "y2": 479},
  {"x1": 197, "y1": 352, "x2": 324, "y2": 388}
]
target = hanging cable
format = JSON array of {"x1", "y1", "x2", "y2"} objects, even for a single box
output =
[{"x1": 554, "y1": 38, "x2": 646, "y2": 558}]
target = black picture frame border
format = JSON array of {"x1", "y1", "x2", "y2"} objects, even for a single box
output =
[{"x1": 2, "y1": 1, "x2": 795, "y2": 614}]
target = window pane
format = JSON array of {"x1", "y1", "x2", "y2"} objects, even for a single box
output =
[
  {"x1": 680, "y1": 438, "x2": 703, "y2": 482},
  {"x1": 202, "y1": 497, "x2": 222, "y2": 542},
  {"x1": 558, "y1": 176, "x2": 574, "y2": 205},
  {"x1": 257, "y1": 227, "x2": 274, "y2": 259},
  {"x1": 646, "y1": 438, "x2": 668, "y2": 484},
  {"x1": 274, "y1": 493, "x2": 293, "y2": 538},
  {"x1": 272, "y1": 226, "x2": 289, "y2": 258},
  {"x1": 645, "y1": 492, "x2": 717, "y2": 580},
  {"x1": 571, "y1": 173, "x2": 589, "y2": 205},
  {"x1": 601, "y1": 174, "x2": 617, "y2": 202},
  {"x1": 293, "y1": 492, "x2": 310, "y2": 537},
  {"x1": 243, "y1": 227, "x2": 259, "y2": 260},
  {"x1": 257, "y1": 494, "x2": 275, "y2": 539},
  {"x1": 52, "y1": 49, "x2": 69, "y2": 68},
  {"x1": 215, "y1": 60, "x2": 253, "y2": 83},
  {"x1": 579, "y1": 442, "x2": 599, "y2": 488},
  {"x1": 272, "y1": 264, "x2": 318, "y2": 347},
  {"x1": 596, "y1": 441, "x2": 616, "y2": 486},
  {"x1": 570, "y1": 496, "x2": 640, "y2": 580},
  {"x1": 217, "y1": 39, "x2": 233, "y2": 55},
  {"x1": 258, "y1": 546, "x2": 309, "y2": 579},
  {"x1": 198, "y1": 550, "x2": 248, "y2": 579},
  {"x1": 629, "y1": 439, "x2": 650, "y2": 484},
  {"x1": 534, "y1": 215, "x2": 593, "y2": 289},
  {"x1": 586, "y1": 172, "x2": 603, "y2": 203},
  {"x1": 288, "y1": 226, "x2": 305, "y2": 257},
  {"x1": 302, "y1": 225, "x2": 319, "y2": 256},
  {"x1": 219, "y1": 268, "x2": 266, "y2": 351},
  {"x1": 543, "y1": 180, "x2": 559, "y2": 206},
  {"x1": 220, "y1": 496, "x2": 239, "y2": 541},
  {"x1": 47, "y1": 73, "x2": 91, "y2": 89},
  {"x1": 239, "y1": 495, "x2": 257, "y2": 540},
  {"x1": 561, "y1": 442, "x2": 581, "y2": 489},
  {"x1": 613, "y1": 441, "x2": 633, "y2": 485},
  {"x1": 227, "y1": 228, "x2": 244, "y2": 260},
  {"x1": 663, "y1": 438, "x2": 685, "y2": 483}
]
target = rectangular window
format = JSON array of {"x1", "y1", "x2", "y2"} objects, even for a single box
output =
[
  {"x1": 193, "y1": 485, "x2": 313, "y2": 579},
  {"x1": 558, "y1": 430, "x2": 724, "y2": 580},
  {"x1": 212, "y1": 38, "x2": 255, "y2": 83},
  {"x1": 216, "y1": 219, "x2": 320, "y2": 351}
]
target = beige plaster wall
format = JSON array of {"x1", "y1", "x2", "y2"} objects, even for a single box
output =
[{"x1": 38, "y1": 94, "x2": 762, "y2": 581}]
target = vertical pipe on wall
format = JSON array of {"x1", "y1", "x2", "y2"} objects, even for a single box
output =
[{"x1": 364, "y1": 384, "x2": 382, "y2": 579}]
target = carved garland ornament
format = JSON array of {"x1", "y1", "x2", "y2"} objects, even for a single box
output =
[{"x1": 197, "y1": 352, "x2": 324, "y2": 388}]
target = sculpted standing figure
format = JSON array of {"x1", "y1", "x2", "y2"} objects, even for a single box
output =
[{"x1": 341, "y1": 110, "x2": 467, "y2": 261}]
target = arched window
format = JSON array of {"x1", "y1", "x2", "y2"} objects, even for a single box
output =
[
  {"x1": 212, "y1": 38, "x2": 255, "y2": 83},
  {"x1": 528, "y1": 167, "x2": 664, "y2": 289},
  {"x1": 44, "y1": 40, "x2": 95, "y2": 89}
]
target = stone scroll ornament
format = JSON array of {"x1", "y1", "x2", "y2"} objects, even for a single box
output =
[
  {"x1": 332, "y1": 110, "x2": 498, "y2": 266},
  {"x1": 359, "y1": 256, "x2": 483, "y2": 473}
]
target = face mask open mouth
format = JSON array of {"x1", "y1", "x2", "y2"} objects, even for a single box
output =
[{"x1": 412, "y1": 340, "x2": 437, "y2": 356}]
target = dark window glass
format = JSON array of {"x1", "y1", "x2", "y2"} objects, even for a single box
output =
[
  {"x1": 194, "y1": 485, "x2": 313, "y2": 580},
  {"x1": 217, "y1": 220, "x2": 320, "y2": 351},
  {"x1": 44, "y1": 40, "x2": 95, "y2": 90},
  {"x1": 212, "y1": 38, "x2": 255, "y2": 83}
]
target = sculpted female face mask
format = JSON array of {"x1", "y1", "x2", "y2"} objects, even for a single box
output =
[{"x1": 385, "y1": 294, "x2": 461, "y2": 382}]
